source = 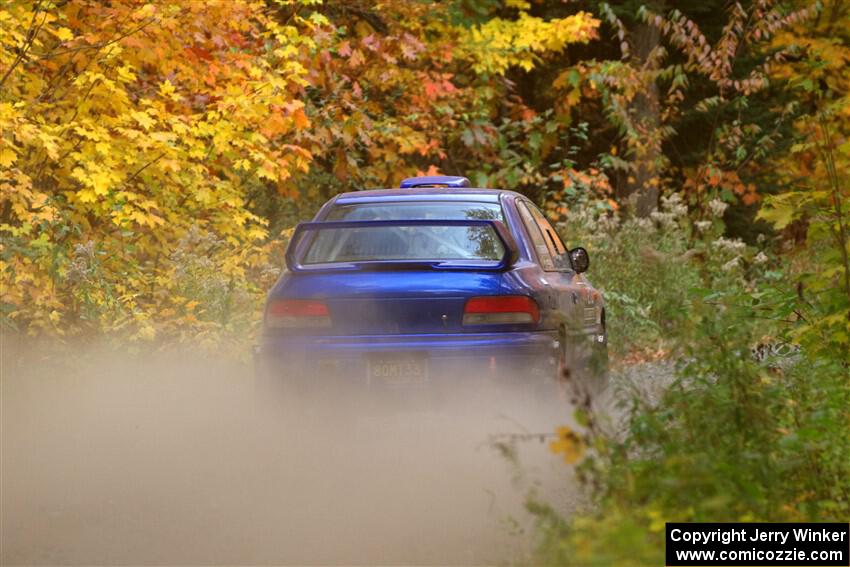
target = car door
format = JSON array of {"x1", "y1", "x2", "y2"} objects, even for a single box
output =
[{"x1": 516, "y1": 200, "x2": 599, "y2": 339}]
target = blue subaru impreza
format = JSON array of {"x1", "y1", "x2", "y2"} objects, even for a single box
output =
[{"x1": 255, "y1": 176, "x2": 607, "y2": 398}]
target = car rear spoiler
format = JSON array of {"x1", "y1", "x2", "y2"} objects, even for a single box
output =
[{"x1": 284, "y1": 219, "x2": 519, "y2": 272}]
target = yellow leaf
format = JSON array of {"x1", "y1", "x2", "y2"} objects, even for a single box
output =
[
  {"x1": 258, "y1": 163, "x2": 278, "y2": 181},
  {"x1": 158, "y1": 79, "x2": 179, "y2": 100},
  {"x1": 131, "y1": 111, "x2": 155, "y2": 130},
  {"x1": 159, "y1": 79, "x2": 175, "y2": 96},
  {"x1": 77, "y1": 189, "x2": 97, "y2": 203},
  {"x1": 0, "y1": 148, "x2": 16, "y2": 167},
  {"x1": 90, "y1": 170, "x2": 111, "y2": 195},
  {"x1": 55, "y1": 27, "x2": 74, "y2": 41},
  {"x1": 549, "y1": 425, "x2": 585, "y2": 464},
  {"x1": 117, "y1": 64, "x2": 137, "y2": 83},
  {"x1": 756, "y1": 202, "x2": 795, "y2": 229},
  {"x1": 38, "y1": 132, "x2": 60, "y2": 159},
  {"x1": 647, "y1": 508, "x2": 666, "y2": 532}
]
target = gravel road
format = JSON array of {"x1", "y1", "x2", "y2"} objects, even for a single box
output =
[{"x1": 1, "y1": 341, "x2": 598, "y2": 565}]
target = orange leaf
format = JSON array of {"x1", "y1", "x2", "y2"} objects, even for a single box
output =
[{"x1": 292, "y1": 108, "x2": 310, "y2": 130}]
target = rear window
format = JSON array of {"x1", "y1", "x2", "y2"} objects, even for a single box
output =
[
  {"x1": 326, "y1": 202, "x2": 504, "y2": 222},
  {"x1": 301, "y1": 224, "x2": 505, "y2": 265}
]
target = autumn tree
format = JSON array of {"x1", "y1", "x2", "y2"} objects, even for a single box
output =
[
  {"x1": 758, "y1": 0, "x2": 850, "y2": 361},
  {"x1": 0, "y1": 0, "x2": 314, "y2": 339}
]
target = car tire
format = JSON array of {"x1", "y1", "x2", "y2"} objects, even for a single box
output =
[{"x1": 557, "y1": 328, "x2": 609, "y2": 398}]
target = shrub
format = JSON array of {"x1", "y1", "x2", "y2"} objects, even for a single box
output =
[
  {"x1": 555, "y1": 191, "x2": 759, "y2": 358},
  {"x1": 532, "y1": 267, "x2": 850, "y2": 565}
]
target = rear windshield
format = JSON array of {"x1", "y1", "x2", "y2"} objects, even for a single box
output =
[
  {"x1": 300, "y1": 202, "x2": 507, "y2": 265},
  {"x1": 326, "y1": 201, "x2": 504, "y2": 222},
  {"x1": 301, "y1": 224, "x2": 505, "y2": 265}
]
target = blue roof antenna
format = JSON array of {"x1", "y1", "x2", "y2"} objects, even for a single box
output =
[{"x1": 400, "y1": 175, "x2": 471, "y2": 188}]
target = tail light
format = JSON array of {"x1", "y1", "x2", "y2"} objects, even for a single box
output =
[
  {"x1": 266, "y1": 299, "x2": 331, "y2": 328},
  {"x1": 463, "y1": 295, "x2": 540, "y2": 325}
]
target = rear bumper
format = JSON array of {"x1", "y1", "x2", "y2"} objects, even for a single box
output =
[
  {"x1": 258, "y1": 330, "x2": 558, "y2": 356},
  {"x1": 255, "y1": 330, "x2": 559, "y2": 384}
]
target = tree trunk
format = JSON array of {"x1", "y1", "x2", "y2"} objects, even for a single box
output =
[{"x1": 624, "y1": 13, "x2": 663, "y2": 217}]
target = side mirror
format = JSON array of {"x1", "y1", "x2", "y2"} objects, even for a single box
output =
[{"x1": 570, "y1": 247, "x2": 589, "y2": 273}]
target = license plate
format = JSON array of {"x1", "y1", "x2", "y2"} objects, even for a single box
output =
[{"x1": 368, "y1": 354, "x2": 428, "y2": 386}]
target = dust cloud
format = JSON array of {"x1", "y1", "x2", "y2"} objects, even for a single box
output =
[{"x1": 1, "y1": 337, "x2": 584, "y2": 565}]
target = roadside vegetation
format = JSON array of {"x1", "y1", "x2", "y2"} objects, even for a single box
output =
[
  {"x1": 537, "y1": 188, "x2": 850, "y2": 565},
  {"x1": 2, "y1": 1, "x2": 848, "y2": 564}
]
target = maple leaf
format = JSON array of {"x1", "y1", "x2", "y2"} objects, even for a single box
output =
[
  {"x1": 0, "y1": 148, "x2": 16, "y2": 167},
  {"x1": 423, "y1": 79, "x2": 441, "y2": 100},
  {"x1": 131, "y1": 111, "x2": 156, "y2": 130},
  {"x1": 292, "y1": 108, "x2": 310, "y2": 129},
  {"x1": 90, "y1": 170, "x2": 112, "y2": 195},
  {"x1": 158, "y1": 80, "x2": 178, "y2": 100},
  {"x1": 361, "y1": 34, "x2": 380, "y2": 52},
  {"x1": 400, "y1": 33, "x2": 424, "y2": 60},
  {"x1": 549, "y1": 426, "x2": 585, "y2": 464},
  {"x1": 54, "y1": 27, "x2": 74, "y2": 41},
  {"x1": 348, "y1": 49, "x2": 365, "y2": 67}
]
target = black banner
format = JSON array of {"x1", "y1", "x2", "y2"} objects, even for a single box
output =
[{"x1": 666, "y1": 523, "x2": 849, "y2": 566}]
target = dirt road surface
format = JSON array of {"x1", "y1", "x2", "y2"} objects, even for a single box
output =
[{"x1": 2, "y1": 341, "x2": 587, "y2": 565}]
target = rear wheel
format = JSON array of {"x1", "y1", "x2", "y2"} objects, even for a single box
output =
[
  {"x1": 556, "y1": 327, "x2": 609, "y2": 398},
  {"x1": 588, "y1": 334, "x2": 610, "y2": 395}
]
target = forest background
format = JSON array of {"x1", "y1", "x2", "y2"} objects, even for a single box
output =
[{"x1": 2, "y1": 0, "x2": 848, "y2": 564}]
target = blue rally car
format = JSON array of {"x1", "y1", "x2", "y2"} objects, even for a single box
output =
[{"x1": 255, "y1": 175, "x2": 607, "y2": 398}]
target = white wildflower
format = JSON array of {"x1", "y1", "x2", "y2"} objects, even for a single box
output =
[
  {"x1": 722, "y1": 256, "x2": 741, "y2": 272},
  {"x1": 635, "y1": 217, "x2": 654, "y2": 231},
  {"x1": 597, "y1": 214, "x2": 620, "y2": 232},
  {"x1": 708, "y1": 199, "x2": 728, "y2": 218},
  {"x1": 713, "y1": 237, "x2": 747, "y2": 253},
  {"x1": 753, "y1": 251, "x2": 768, "y2": 265},
  {"x1": 695, "y1": 220, "x2": 712, "y2": 232},
  {"x1": 650, "y1": 210, "x2": 676, "y2": 229},
  {"x1": 660, "y1": 193, "x2": 688, "y2": 218}
]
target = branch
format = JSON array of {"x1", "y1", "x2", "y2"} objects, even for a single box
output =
[
  {"x1": 34, "y1": 17, "x2": 159, "y2": 61},
  {"x1": 124, "y1": 152, "x2": 166, "y2": 186},
  {"x1": 0, "y1": 1, "x2": 49, "y2": 89}
]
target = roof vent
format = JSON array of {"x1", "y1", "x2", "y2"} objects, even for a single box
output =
[{"x1": 399, "y1": 175, "x2": 471, "y2": 188}]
